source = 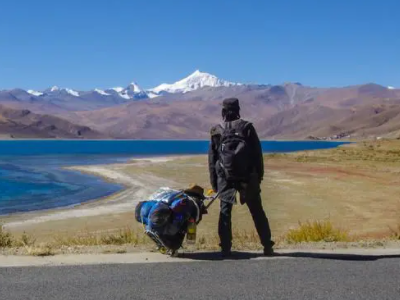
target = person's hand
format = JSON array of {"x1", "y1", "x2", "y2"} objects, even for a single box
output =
[{"x1": 206, "y1": 189, "x2": 216, "y2": 196}]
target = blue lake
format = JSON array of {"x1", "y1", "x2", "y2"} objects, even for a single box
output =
[{"x1": 0, "y1": 140, "x2": 350, "y2": 215}]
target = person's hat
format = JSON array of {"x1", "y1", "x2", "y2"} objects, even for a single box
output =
[{"x1": 222, "y1": 98, "x2": 240, "y2": 111}]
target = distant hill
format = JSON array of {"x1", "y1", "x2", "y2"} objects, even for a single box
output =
[
  {"x1": 0, "y1": 105, "x2": 105, "y2": 139},
  {"x1": 59, "y1": 83, "x2": 400, "y2": 140}
]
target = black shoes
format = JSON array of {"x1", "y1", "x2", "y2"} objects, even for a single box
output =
[
  {"x1": 263, "y1": 241, "x2": 275, "y2": 256},
  {"x1": 263, "y1": 247, "x2": 274, "y2": 256},
  {"x1": 219, "y1": 241, "x2": 275, "y2": 258},
  {"x1": 219, "y1": 248, "x2": 274, "y2": 258}
]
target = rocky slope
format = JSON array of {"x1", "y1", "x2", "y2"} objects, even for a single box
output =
[{"x1": 0, "y1": 105, "x2": 105, "y2": 139}]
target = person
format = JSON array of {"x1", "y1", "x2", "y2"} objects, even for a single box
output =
[{"x1": 208, "y1": 97, "x2": 274, "y2": 257}]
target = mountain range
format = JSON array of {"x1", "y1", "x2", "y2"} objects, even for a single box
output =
[{"x1": 0, "y1": 70, "x2": 399, "y2": 140}]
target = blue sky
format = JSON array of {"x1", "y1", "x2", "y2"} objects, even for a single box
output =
[{"x1": 0, "y1": 0, "x2": 399, "y2": 90}]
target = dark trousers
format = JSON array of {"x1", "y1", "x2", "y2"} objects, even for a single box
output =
[{"x1": 218, "y1": 192, "x2": 273, "y2": 251}]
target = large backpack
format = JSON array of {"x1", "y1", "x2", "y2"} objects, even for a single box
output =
[{"x1": 217, "y1": 119, "x2": 252, "y2": 183}]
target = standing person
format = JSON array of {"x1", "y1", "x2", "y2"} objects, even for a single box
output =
[{"x1": 208, "y1": 98, "x2": 274, "y2": 257}]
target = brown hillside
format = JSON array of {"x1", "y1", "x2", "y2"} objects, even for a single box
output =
[{"x1": 0, "y1": 105, "x2": 106, "y2": 139}]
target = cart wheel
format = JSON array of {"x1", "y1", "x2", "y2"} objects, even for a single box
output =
[{"x1": 159, "y1": 247, "x2": 167, "y2": 254}]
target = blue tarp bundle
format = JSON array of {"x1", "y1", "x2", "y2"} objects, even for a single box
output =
[{"x1": 135, "y1": 188, "x2": 200, "y2": 236}]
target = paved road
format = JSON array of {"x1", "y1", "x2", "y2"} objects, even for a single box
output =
[{"x1": 1, "y1": 252, "x2": 399, "y2": 300}]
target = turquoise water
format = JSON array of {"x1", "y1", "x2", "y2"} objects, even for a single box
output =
[{"x1": 0, "y1": 140, "x2": 350, "y2": 215}]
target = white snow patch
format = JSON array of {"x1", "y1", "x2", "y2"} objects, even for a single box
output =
[
  {"x1": 128, "y1": 82, "x2": 143, "y2": 93},
  {"x1": 50, "y1": 86, "x2": 59, "y2": 92},
  {"x1": 147, "y1": 92, "x2": 160, "y2": 99},
  {"x1": 94, "y1": 89, "x2": 110, "y2": 96},
  {"x1": 65, "y1": 88, "x2": 80, "y2": 97},
  {"x1": 149, "y1": 70, "x2": 241, "y2": 94},
  {"x1": 27, "y1": 90, "x2": 43, "y2": 96},
  {"x1": 388, "y1": 86, "x2": 396, "y2": 90},
  {"x1": 112, "y1": 87, "x2": 124, "y2": 93}
]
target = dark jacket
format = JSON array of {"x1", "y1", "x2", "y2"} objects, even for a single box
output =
[{"x1": 208, "y1": 118, "x2": 264, "y2": 193}]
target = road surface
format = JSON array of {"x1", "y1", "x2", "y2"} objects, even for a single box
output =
[{"x1": 1, "y1": 251, "x2": 399, "y2": 300}]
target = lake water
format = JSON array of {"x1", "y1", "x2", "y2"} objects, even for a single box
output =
[{"x1": 0, "y1": 140, "x2": 350, "y2": 215}]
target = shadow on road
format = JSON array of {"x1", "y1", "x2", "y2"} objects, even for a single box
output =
[
  {"x1": 178, "y1": 251, "x2": 262, "y2": 261},
  {"x1": 179, "y1": 251, "x2": 400, "y2": 261},
  {"x1": 276, "y1": 252, "x2": 400, "y2": 261}
]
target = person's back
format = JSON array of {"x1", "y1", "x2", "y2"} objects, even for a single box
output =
[{"x1": 208, "y1": 98, "x2": 274, "y2": 257}]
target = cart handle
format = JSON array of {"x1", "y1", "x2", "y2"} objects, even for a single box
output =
[{"x1": 204, "y1": 192, "x2": 219, "y2": 209}]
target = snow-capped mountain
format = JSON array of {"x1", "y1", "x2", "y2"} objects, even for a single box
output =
[
  {"x1": 101, "y1": 83, "x2": 148, "y2": 100},
  {"x1": 149, "y1": 70, "x2": 240, "y2": 95},
  {"x1": 110, "y1": 87, "x2": 124, "y2": 93},
  {"x1": 27, "y1": 90, "x2": 44, "y2": 96},
  {"x1": 3, "y1": 70, "x2": 244, "y2": 105},
  {"x1": 43, "y1": 86, "x2": 81, "y2": 97},
  {"x1": 65, "y1": 88, "x2": 80, "y2": 97},
  {"x1": 127, "y1": 82, "x2": 143, "y2": 94},
  {"x1": 124, "y1": 82, "x2": 148, "y2": 99},
  {"x1": 146, "y1": 91, "x2": 160, "y2": 99},
  {"x1": 94, "y1": 89, "x2": 110, "y2": 96}
]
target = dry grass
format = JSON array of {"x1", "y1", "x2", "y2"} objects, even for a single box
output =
[
  {"x1": 285, "y1": 139, "x2": 400, "y2": 164},
  {"x1": 1, "y1": 226, "x2": 152, "y2": 255},
  {"x1": 52, "y1": 228, "x2": 264, "y2": 251},
  {"x1": 285, "y1": 220, "x2": 350, "y2": 243},
  {"x1": 53, "y1": 227, "x2": 150, "y2": 247},
  {"x1": 0, "y1": 220, "x2": 397, "y2": 256},
  {"x1": 15, "y1": 232, "x2": 37, "y2": 247},
  {"x1": 389, "y1": 221, "x2": 400, "y2": 240},
  {"x1": 0, "y1": 227, "x2": 55, "y2": 256},
  {"x1": 0, "y1": 225, "x2": 13, "y2": 248},
  {"x1": 231, "y1": 229, "x2": 269, "y2": 250},
  {"x1": 25, "y1": 244, "x2": 55, "y2": 257},
  {"x1": 1, "y1": 226, "x2": 37, "y2": 249},
  {"x1": 102, "y1": 249, "x2": 128, "y2": 254},
  {"x1": 191, "y1": 229, "x2": 265, "y2": 251},
  {"x1": 1, "y1": 221, "x2": 272, "y2": 253}
]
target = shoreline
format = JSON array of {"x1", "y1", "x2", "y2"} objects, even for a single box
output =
[
  {"x1": 0, "y1": 138, "x2": 354, "y2": 142},
  {"x1": 0, "y1": 154, "x2": 191, "y2": 218},
  {"x1": 2, "y1": 155, "x2": 183, "y2": 229}
]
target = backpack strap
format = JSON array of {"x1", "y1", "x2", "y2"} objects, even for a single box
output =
[
  {"x1": 210, "y1": 124, "x2": 223, "y2": 136},
  {"x1": 219, "y1": 121, "x2": 229, "y2": 131},
  {"x1": 237, "y1": 119, "x2": 252, "y2": 130},
  {"x1": 211, "y1": 119, "x2": 252, "y2": 138},
  {"x1": 230, "y1": 119, "x2": 252, "y2": 137}
]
